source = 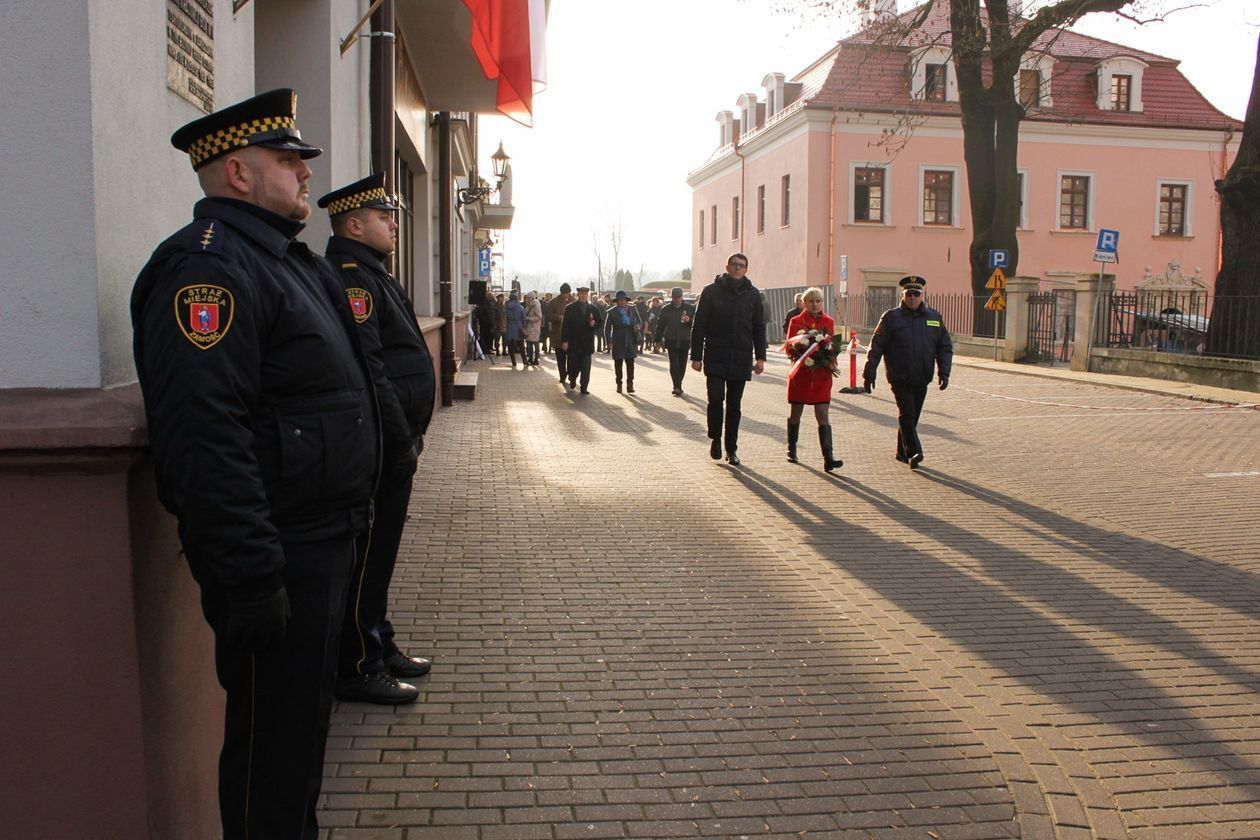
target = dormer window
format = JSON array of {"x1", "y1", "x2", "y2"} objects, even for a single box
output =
[
  {"x1": 1096, "y1": 56, "x2": 1146, "y2": 112},
  {"x1": 910, "y1": 46, "x2": 957, "y2": 103},
  {"x1": 1017, "y1": 52, "x2": 1055, "y2": 109},
  {"x1": 762, "y1": 72, "x2": 786, "y2": 119},
  {"x1": 736, "y1": 93, "x2": 760, "y2": 139},
  {"x1": 715, "y1": 110, "x2": 737, "y2": 148}
]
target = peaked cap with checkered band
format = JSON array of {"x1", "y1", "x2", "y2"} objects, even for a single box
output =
[
  {"x1": 171, "y1": 88, "x2": 322, "y2": 170},
  {"x1": 317, "y1": 172, "x2": 399, "y2": 217}
]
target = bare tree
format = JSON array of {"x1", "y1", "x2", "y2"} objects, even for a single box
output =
[
  {"x1": 609, "y1": 218, "x2": 624, "y2": 295},
  {"x1": 1209, "y1": 32, "x2": 1260, "y2": 358},
  {"x1": 591, "y1": 231, "x2": 605, "y2": 293}
]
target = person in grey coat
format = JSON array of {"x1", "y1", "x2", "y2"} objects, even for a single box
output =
[
  {"x1": 690, "y1": 253, "x2": 767, "y2": 465},
  {"x1": 603, "y1": 289, "x2": 643, "y2": 393}
]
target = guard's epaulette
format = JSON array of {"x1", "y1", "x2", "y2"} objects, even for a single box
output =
[
  {"x1": 340, "y1": 262, "x2": 358, "y2": 270},
  {"x1": 184, "y1": 219, "x2": 225, "y2": 255}
]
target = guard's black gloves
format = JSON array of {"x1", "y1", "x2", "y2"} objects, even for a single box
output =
[
  {"x1": 226, "y1": 584, "x2": 291, "y2": 652},
  {"x1": 939, "y1": 377, "x2": 949, "y2": 391},
  {"x1": 863, "y1": 376, "x2": 875, "y2": 394}
]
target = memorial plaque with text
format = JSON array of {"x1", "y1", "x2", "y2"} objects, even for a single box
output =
[{"x1": 166, "y1": 0, "x2": 214, "y2": 113}]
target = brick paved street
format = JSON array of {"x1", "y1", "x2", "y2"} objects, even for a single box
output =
[{"x1": 320, "y1": 350, "x2": 1260, "y2": 839}]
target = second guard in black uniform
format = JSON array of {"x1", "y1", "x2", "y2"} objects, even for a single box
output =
[
  {"x1": 318, "y1": 174, "x2": 437, "y2": 705},
  {"x1": 863, "y1": 275, "x2": 954, "y2": 468},
  {"x1": 131, "y1": 89, "x2": 379, "y2": 839}
]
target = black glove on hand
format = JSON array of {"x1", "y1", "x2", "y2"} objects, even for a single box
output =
[
  {"x1": 939, "y1": 377, "x2": 949, "y2": 391},
  {"x1": 226, "y1": 586, "x2": 291, "y2": 651},
  {"x1": 863, "y1": 376, "x2": 875, "y2": 394}
]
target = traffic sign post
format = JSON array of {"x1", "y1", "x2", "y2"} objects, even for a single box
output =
[
  {"x1": 984, "y1": 267, "x2": 1006, "y2": 359},
  {"x1": 1087, "y1": 229, "x2": 1119, "y2": 359}
]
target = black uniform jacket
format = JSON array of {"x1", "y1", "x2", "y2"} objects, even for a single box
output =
[
  {"x1": 325, "y1": 236, "x2": 435, "y2": 447},
  {"x1": 654, "y1": 301, "x2": 695, "y2": 347},
  {"x1": 690, "y1": 273, "x2": 768, "y2": 381},
  {"x1": 561, "y1": 299, "x2": 600, "y2": 356},
  {"x1": 864, "y1": 302, "x2": 955, "y2": 386},
  {"x1": 131, "y1": 198, "x2": 379, "y2": 593}
]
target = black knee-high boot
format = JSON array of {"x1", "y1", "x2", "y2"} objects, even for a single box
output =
[
  {"x1": 787, "y1": 422, "x2": 800, "y2": 463},
  {"x1": 818, "y1": 425, "x2": 843, "y2": 472}
]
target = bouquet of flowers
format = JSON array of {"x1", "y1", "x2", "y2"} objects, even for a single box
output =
[{"x1": 782, "y1": 328, "x2": 844, "y2": 377}]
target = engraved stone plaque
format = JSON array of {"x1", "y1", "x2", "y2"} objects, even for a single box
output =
[{"x1": 167, "y1": 0, "x2": 214, "y2": 113}]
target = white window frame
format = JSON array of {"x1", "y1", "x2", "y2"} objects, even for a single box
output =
[
  {"x1": 918, "y1": 164, "x2": 961, "y2": 227},
  {"x1": 1016, "y1": 53, "x2": 1055, "y2": 109},
  {"x1": 1017, "y1": 167, "x2": 1029, "y2": 230},
  {"x1": 1153, "y1": 178, "x2": 1194, "y2": 237},
  {"x1": 1096, "y1": 56, "x2": 1147, "y2": 113},
  {"x1": 756, "y1": 184, "x2": 766, "y2": 234},
  {"x1": 698, "y1": 209, "x2": 705, "y2": 249},
  {"x1": 849, "y1": 162, "x2": 893, "y2": 225},
  {"x1": 715, "y1": 110, "x2": 735, "y2": 147},
  {"x1": 710, "y1": 204, "x2": 718, "y2": 245},
  {"x1": 1055, "y1": 169, "x2": 1095, "y2": 232},
  {"x1": 780, "y1": 174, "x2": 792, "y2": 228},
  {"x1": 910, "y1": 45, "x2": 958, "y2": 103},
  {"x1": 731, "y1": 196, "x2": 740, "y2": 241}
]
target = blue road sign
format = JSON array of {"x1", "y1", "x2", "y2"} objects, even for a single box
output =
[
  {"x1": 477, "y1": 248, "x2": 491, "y2": 277},
  {"x1": 1093, "y1": 228, "x2": 1119, "y2": 264},
  {"x1": 988, "y1": 249, "x2": 1009, "y2": 270}
]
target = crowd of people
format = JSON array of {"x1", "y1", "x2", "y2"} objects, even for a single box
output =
[{"x1": 129, "y1": 88, "x2": 954, "y2": 840}]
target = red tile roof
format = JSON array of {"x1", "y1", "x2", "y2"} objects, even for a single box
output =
[{"x1": 797, "y1": 1, "x2": 1239, "y2": 132}]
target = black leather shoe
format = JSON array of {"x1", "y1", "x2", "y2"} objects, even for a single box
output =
[
  {"x1": 580, "y1": 388, "x2": 589, "y2": 394},
  {"x1": 385, "y1": 651, "x2": 433, "y2": 678},
  {"x1": 725, "y1": 452, "x2": 741, "y2": 466},
  {"x1": 895, "y1": 453, "x2": 909, "y2": 464},
  {"x1": 335, "y1": 671, "x2": 419, "y2": 705},
  {"x1": 616, "y1": 382, "x2": 622, "y2": 393},
  {"x1": 909, "y1": 452, "x2": 924, "y2": 469},
  {"x1": 627, "y1": 384, "x2": 635, "y2": 394},
  {"x1": 709, "y1": 439, "x2": 722, "y2": 460}
]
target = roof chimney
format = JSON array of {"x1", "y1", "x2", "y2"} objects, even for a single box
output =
[{"x1": 858, "y1": 0, "x2": 898, "y2": 28}]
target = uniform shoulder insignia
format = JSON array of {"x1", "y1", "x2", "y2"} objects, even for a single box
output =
[
  {"x1": 347, "y1": 287, "x2": 373, "y2": 324},
  {"x1": 184, "y1": 220, "x2": 225, "y2": 255},
  {"x1": 340, "y1": 262, "x2": 358, "y2": 270},
  {"x1": 174, "y1": 283, "x2": 235, "y2": 349}
]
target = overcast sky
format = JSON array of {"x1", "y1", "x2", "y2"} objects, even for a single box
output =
[{"x1": 480, "y1": 0, "x2": 1258, "y2": 291}]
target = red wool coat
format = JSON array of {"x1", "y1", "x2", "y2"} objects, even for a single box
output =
[{"x1": 786, "y1": 311, "x2": 836, "y2": 405}]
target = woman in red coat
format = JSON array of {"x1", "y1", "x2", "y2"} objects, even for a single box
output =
[{"x1": 785, "y1": 287, "x2": 842, "y2": 471}]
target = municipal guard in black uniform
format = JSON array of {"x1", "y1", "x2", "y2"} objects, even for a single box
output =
[
  {"x1": 863, "y1": 275, "x2": 954, "y2": 468},
  {"x1": 131, "y1": 89, "x2": 379, "y2": 840},
  {"x1": 318, "y1": 173, "x2": 437, "y2": 705}
]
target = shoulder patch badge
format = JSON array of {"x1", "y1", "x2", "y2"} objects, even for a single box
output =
[
  {"x1": 341, "y1": 262, "x2": 358, "y2": 270},
  {"x1": 347, "y1": 287, "x2": 373, "y2": 324},
  {"x1": 188, "y1": 220, "x2": 224, "y2": 254},
  {"x1": 926, "y1": 320, "x2": 941, "y2": 327},
  {"x1": 174, "y1": 284, "x2": 235, "y2": 349}
]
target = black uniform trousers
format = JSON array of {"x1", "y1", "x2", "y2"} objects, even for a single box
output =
[
  {"x1": 706, "y1": 376, "x2": 747, "y2": 453},
  {"x1": 613, "y1": 357, "x2": 635, "y2": 386},
  {"x1": 555, "y1": 346, "x2": 569, "y2": 383},
  {"x1": 666, "y1": 344, "x2": 689, "y2": 390},
  {"x1": 201, "y1": 535, "x2": 356, "y2": 840},
  {"x1": 569, "y1": 352, "x2": 593, "y2": 390},
  {"x1": 891, "y1": 381, "x2": 929, "y2": 459},
  {"x1": 339, "y1": 459, "x2": 416, "y2": 677}
]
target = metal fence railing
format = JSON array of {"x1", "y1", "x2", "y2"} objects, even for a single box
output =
[
  {"x1": 1103, "y1": 291, "x2": 1260, "y2": 361},
  {"x1": 838, "y1": 290, "x2": 1002, "y2": 340}
]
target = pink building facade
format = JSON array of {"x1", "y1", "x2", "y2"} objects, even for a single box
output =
[{"x1": 687, "y1": 4, "x2": 1240, "y2": 300}]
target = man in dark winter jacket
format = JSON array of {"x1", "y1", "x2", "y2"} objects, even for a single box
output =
[
  {"x1": 132, "y1": 89, "x2": 377, "y2": 840},
  {"x1": 654, "y1": 286, "x2": 695, "y2": 395},
  {"x1": 560, "y1": 286, "x2": 601, "y2": 393},
  {"x1": 690, "y1": 253, "x2": 767, "y2": 465},
  {"x1": 863, "y1": 275, "x2": 954, "y2": 469},
  {"x1": 320, "y1": 172, "x2": 436, "y2": 706}
]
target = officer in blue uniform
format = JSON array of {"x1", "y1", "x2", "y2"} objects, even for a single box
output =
[
  {"x1": 131, "y1": 89, "x2": 379, "y2": 840},
  {"x1": 863, "y1": 275, "x2": 954, "y2": 468},
  {"x1": 318, "y1": 173, "x2": 437, "y2": 705}
]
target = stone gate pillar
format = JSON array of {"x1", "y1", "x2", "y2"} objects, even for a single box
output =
[
  {"x1": 1001, "y1": 276, "x2": 1041, "y2": 362},
  {"x1": 1071, "y1": 272, "x2": 1116, "y2": 372}
]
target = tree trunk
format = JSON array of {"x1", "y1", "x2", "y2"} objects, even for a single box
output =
[{"x1": 1209, "y1": 34, "x2": 1260, "y2": 358}]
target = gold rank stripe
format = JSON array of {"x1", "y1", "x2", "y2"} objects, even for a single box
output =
[
  {"x1": 186, "y1": 115, "x2": 297, "y2": 167},
  {"x1": 326, "y1": 187, "x2": 387, "y2": 216}
]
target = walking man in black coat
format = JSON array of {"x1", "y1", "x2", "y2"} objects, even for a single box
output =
[
  {"x1": 690, "y1": 253, "x2": 767, "y2": 465},
  {"x1": 654, "y1": 286, "x2": 695, "y2": 396},
  {"x1": 560, "y1": 286, "x2": 600, "y2": 393},
  {"x1": 131, "y1": 89, "x2": 378, "y2": 839},
  {"x1": 320, "y1": 173, "x2": 436, "y2": 705},
  {"x1": 863, "y1": 275, "x2": 954, "y2": 469}
]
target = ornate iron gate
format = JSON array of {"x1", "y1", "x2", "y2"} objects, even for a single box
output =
[{"x1": 1027, "y1": 290, "x2": 1075, "y2": 363}]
